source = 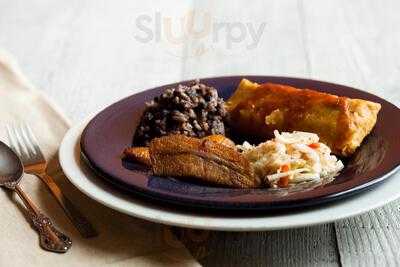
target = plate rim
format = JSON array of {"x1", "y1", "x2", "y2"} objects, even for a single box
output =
[{"x1": 60, "y1": 120, "x2": 400, "y2": 231}]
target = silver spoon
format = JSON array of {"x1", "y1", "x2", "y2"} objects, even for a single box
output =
[{"x1": 0, "y1": 141, "x2": 72, "y2": 253}]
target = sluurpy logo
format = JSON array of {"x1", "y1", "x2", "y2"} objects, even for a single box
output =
[{"x1": 133, "y1": 10, "x2": 266, "y2": 58}]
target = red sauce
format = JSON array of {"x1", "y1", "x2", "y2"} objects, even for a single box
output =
[{"x1": 229, "y1": 83, "x2": 351, "y2": 154}]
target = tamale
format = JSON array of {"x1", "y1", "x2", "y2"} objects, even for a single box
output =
[{"x1": 226, "y1": 79, "x2": 381, "y2": 157}]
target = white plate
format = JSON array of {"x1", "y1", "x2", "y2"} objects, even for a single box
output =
[{"x1": 59, "y1": 120, "x2": 400, "y2": 231}]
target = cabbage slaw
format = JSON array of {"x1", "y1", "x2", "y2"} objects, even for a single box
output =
[{"x1": 239, "y1": 130, "x2": 344, "y2": 188}]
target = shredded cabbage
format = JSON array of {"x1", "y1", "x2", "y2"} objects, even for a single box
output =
[{"x1": 240, "y1": 130, "x2": 344, "y2": 188}]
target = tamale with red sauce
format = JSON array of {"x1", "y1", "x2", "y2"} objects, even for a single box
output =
[{"x1": 226, "y1": 79, "x2": 381, "y2": 157}]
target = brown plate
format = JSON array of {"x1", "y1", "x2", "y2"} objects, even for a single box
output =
[{"x1": 81, "y1": 76, "x2": 400, "y2": 210}]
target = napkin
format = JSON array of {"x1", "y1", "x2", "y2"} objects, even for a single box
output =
[{"x1": 0, "y1": 49, "x2": 199, "y2": 267}]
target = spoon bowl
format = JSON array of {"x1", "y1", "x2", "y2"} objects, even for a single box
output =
[{"x1": 0, "y1": 141, "x2": 23, "y2": 187}]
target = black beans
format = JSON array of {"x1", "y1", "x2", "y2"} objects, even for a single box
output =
[
  {"x1": 171, "y1": 111, "x2": 188, "y2": 122},
  {"x1": 134, "y1": 80, "x2": 228, "y2": 146}
]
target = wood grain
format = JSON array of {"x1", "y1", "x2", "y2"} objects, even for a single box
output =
[
  {"x1": 1, "y1": 0, "x2": 399, "y2": 266},
  {"x1": 197, "y1": 226, "x2": 339, "y2": 267},
  {"x1": 336, "y1": 205, "x2": 400, "y2": 266},
  {"x1": 299, "y1": 1, "x2": 400, "y2": 266}
]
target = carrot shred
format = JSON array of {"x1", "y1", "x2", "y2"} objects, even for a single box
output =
[
  {"x1": 278, "y1": 176, "x2": 289, "y2": 187},
  {"x1": 308, "y1": 143, "x2": 320, "y2": 149},
  {"x1": 280, "y1": 164, "x2": 290, "y2": 172},
  {"x1": 278, "y1": 164, "x2": 290, "y2": 187}
]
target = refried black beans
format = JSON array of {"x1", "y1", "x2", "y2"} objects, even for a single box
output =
[{"x1": 134, "y1": 80, "x2": 227, "y2": 146}]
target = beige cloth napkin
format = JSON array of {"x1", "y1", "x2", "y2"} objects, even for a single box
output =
[{"x1": 0, "y1": 49, "x2": 199, "y2": 267}]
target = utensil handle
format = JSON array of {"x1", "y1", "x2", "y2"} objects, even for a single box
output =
[
  {"x1": 39, "y1": 173, "x2": 98, "y2": 238},
  {"x1": 14, "y1": 185, "x2": 72, "y2": 253}
]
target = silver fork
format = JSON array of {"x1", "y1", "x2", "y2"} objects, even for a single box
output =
[{"x1": 7, "y1": 123, "x2": 98, "y2": 238}]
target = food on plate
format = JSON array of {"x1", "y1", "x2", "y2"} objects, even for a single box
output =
[
  {"x1": 239, "y1": 130, "x2": 344, "y2": 187},
  {"x1": 124, "y1": 134, "x2": 235, "y2": 167},
  {"x1": 149, "y1": 134, "x2": 260, "y2": 188},
  {"x1": 123, "y1": 147, "x2": 151, "y2": 166},
  {"x1": 124, "y1": 130, "x2": 342, "y2": 189},
  {"x1": 202, "y1": 134, "x2": 236, "y2": 148},
  {"x1": 226, "y1": 79, "x2": 381, "y2": 157},
  {"x1": 134, "y1": 80, "x2": 227, "y2": 146},
  {"x1": 124, "y1": 78, "x2": 383, "y2": 190}
]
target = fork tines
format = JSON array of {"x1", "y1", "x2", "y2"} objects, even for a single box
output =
[{"x1": 6, "y1": 124, "x2": 45, "y2": 166}]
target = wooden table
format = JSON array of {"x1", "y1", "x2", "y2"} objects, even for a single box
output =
[{"x1": 1, "y1": 1, "x2": 399, "y2": 266}]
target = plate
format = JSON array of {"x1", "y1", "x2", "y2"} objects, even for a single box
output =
[
  {"x1": 60, "y1": 121, "x2": 400, "y2": 230},
  {"x1": 80, "y1": 76, "x2": 400, "y2": 210}
]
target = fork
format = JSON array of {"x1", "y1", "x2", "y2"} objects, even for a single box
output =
[{"x1": 7, "y1": 124, "x2": 98, "y2": 238}]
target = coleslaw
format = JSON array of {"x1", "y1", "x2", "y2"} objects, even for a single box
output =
[{"x1": 239, "y1": 130, "x2": 344, "y2": 188}]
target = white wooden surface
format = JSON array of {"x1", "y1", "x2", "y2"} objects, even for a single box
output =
[{"x1": 1, "y1": 0, "x2": 399, "y2": 266}]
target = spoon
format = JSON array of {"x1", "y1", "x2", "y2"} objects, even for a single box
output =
[{"x1": 0, "y1": 141, "x2": 72, "y2": 253}]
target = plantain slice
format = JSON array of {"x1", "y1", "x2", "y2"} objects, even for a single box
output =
[
  {"x1": 149, "y1": 135, "x2": 261, "y2": 188},
  {"x1": 123, "y1": 147, "x2": 152, "y2": 166}
]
